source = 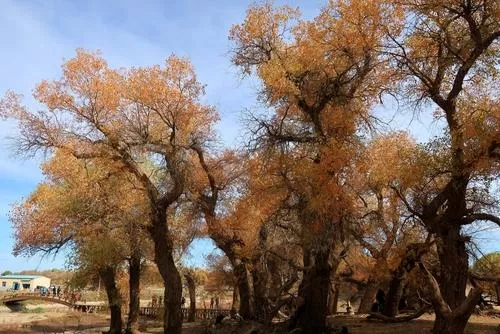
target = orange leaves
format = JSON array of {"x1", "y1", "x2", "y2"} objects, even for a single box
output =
[
  {"x1": 35, "y1": 49, "x2": 123, "y2": 123},
  {"x1": 125, "y1": 55, "x2": 218, "y2": 146},
  {"x1": 230, "y1": 1, "x2": 391, "y2": 112},
  {"x1": 229, "y1": 4, "x2": 300, "y2": 75},
  {"x1": 11, "y1": 149, "x2": 149, "y2": 258},
  {"x1": 456, "y1": 94, "x2": 500, "y2": 172},
  {"x1": 0, "y1": 91, "x2": 26, "y2": 119},
  {"x1": 229, "y1": 2, "x2": 397, "y2": 235},
  {"x1": 2, "y1": 48, "x2": 219, "y2": 164},
  {"x1": 364, "y1": 132, "x2": 423, "y2": 190}
]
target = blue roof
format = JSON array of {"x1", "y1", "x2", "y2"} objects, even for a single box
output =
[{"x1": 0, "y1": 275, "x2": 45, "y2": 279}]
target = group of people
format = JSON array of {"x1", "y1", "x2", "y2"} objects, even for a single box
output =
[
  {"x1": 150, "y1": 295, "x2": 187, "y2": 308},
  {"x1": 209, "y1": 296, "x2": 220, "y2": 309},
  {"x1": 39, "y1": 285, "x2": 61, "y2": 297},
  {"x1": 39, "y1": 285, "x2": 82, "y2": 304},
  {"x1": 150, "y1": 294, "x2": 163, "y2": 307}
]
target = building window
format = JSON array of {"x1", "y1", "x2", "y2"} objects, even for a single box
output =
[{"x1": 1, "y1": 282, "x2": 5, "y2": 287}]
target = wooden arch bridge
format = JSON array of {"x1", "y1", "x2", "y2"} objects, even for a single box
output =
[
  {"x1": 0, "y1": 292, "x2": 230, "y2": 320},
  {"x1": 0, "y1": 292, "x2": 106, "y2": 313}
]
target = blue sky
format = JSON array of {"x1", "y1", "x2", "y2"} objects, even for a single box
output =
[{"x1": 0, "y1": 0, "x2": 498, "y2": 272}]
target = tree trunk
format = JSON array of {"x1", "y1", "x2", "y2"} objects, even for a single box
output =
[
  {"x1": 292, "y1": 249, "x2": 332, "y2": 334},
  {"x1": 231, "y1": 281, "x2": 240, "y2": 313},
  {"x1": 149, "y1": 210, "x2": 183, "y2": 334},
  {"x1": 184, "y1": 272, "x2": 196, "y2": 322},
  {"x1": 382, "y1": 241, "x2": 429, "y2": 318},
  {"x1": 328, "y1": 282, "x2": 339, "y2": 315},
  {"x1": 99, "y1": 266, "x2": 123, "y2": 334},
  {"x1": 437, "y1": 228, "x2": 468, "y2": 308},
  {"x1": 495, "y1": 283, "x2": 500, "y2": 306},
  {"x1": 358, "y1": 279, "x2": 379, "y2": 314},
  {"x1": 126, "y1": 248, "x2": 141, "y2": 334},
  {"x1": 252, "y1": 263, "x2": 271, "y2": 322},
  {"x1": 383, "y1": 274, "x2": 405, "y2": 317},
  {"x1": 433, "y1": 315, "x2": 470, "y2": 334},
  {"x1": 433, "y1": 227, "x2": 470, "y2": 333},
  {"x1": 233, "y1": 259, "x2": 255, "y2": 319}
]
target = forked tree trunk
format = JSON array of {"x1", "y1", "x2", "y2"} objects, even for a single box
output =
[
  {"x1": 149, "y1": 210, "x2": 183, "y2": 334},
  {"x1": 126, "y1": 248, "x2": 141, "y2": 334},
  {"x1": 100, "y1": 266, "x2": 123, "y2": 334},
  {"x1": 184, "y1": 272, "x2": 196, "y2": 322},
  {"x1": 358, "y1": 279, "x2": 379, "y2": 314}
]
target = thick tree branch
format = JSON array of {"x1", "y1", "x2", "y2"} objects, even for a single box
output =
[{"x1": 460, "y1": 213, "x2": 500, "y2": 227}]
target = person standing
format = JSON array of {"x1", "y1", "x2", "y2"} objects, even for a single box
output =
[
  {"x1": 152, "y1": 295, "x2": 157, "y2": 307},
  {"x1": 210, "y1": 297, "x2": 214, "y2": 309}
]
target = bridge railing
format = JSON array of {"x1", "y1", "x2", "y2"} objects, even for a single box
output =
[
  {"x1": 0, "y1": 292, "x2": 79, "y2": 304},
  {"x1": 2, "y1": 293, "x2": 230, "y2": 320},
  {"x1": 139, "y1": 306, "x2": 231, "y2": 320}
]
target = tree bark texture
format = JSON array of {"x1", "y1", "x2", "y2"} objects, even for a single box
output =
[
  {"x1": 358, "y1": 279, "x2": 379, "y2": 314},
  {"x1": 149, "y1": 209, "x2": 183, "y2": 334},
  {"x1": 100, "y1": 266, "x2": 123, "y2": 334},
  {"x1": 383, "y1": 274, "x2": 405, "y2": 318},
  {"x1": 126, "y1": 248, "x2": 141, "y2": 334},
  {"x1": 233, "y1": 259, "x2": 255, "y2": 319},
  {"x1": 292, "y1": 249, "x2": 332, "y2": 334},
  {"x1": 252, "y1": 258, "x2": 272, "y2": 322},
  {"x1": 328, "y1": 282, "x2": 340, "y2": 315},
  {"x1": 184, "y1": 272, "x2": 196, "y2": 322},
  {"x1": 433, "y1": 227, "x2": 471, "y2": 334},
  {"x1": 231, "y1": 281, "x2": 240, "y2": 313}
]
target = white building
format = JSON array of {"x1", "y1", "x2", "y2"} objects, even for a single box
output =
[{"x1": 0, "y1": 275, "x2": 51, "y2": 292}]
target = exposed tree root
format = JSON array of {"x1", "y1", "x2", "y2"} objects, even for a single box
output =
[{"x1": 367, "y1": 306, "x2": 431, "y2": 323}]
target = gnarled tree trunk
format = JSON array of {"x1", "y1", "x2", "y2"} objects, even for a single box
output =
[
  {"x1": 184, "y1": 272, "x2": 196, "y2": 322},
  {"x1": 231, "y1": 281, "x2": 240, "y2": 313},
  {"x1": 327, "y1": 282, "x2": 340, "y2": 315},
  {"x1": 252, "y1": 268, "x2": 271, "y2": 322},
  {"x1": 432, "y1": 227, "x2": 474, "y2": 334},
  {"x1": 233, "y1": 259, "x2": 255, "y2": 319},
  {"x1": 149, "y1": 209, "x2": 183, "y2": 334},
  {"x1": 291, "y1": 249, "x2": 332, "y2": 334},
  {"x1": 382, "y1": 242, "x2": 430, "y2": 318},
  {"x1": 252, "y1": 224, "x2": 272, "y2": 322},
  {"x1": 126, "y1": 248, "x2": 141, "y2": 334},
  {"x1": 383, "y1": 274, "x2": 405, "y2": 317},
  {"x1": 358, "y1": 279, "x2": 379, "y2": 314},
  {"x1": 99, "y1": 265, "x2": 122, "y2": 334}
]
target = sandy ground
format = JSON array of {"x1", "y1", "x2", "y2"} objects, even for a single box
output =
[
  {"x1": 0, "y1": 304, "x2": 499, "y2": 333},
  {"x1": 328, "y1": 314, "x2": 500, "y2": 334}
]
